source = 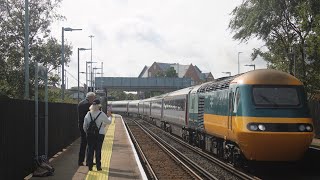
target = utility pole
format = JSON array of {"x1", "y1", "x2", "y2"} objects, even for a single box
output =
[
  {"x1": 101, "y1": 62, "x2": 103, "y2": 90},
  {"x1": 24, "y1": 0, "x2": 29, "y2": 99}
]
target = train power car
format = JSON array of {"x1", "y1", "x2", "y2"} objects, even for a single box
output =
[
  {"x1": 190, "y1": 69, "x2": 314, "y2": 164},
  {"x1": 112, "y1": 69, "x2": 314, "y2": 164}
]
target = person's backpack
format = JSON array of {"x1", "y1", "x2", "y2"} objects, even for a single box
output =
[{"x1": 87, "y1": 112, "x2": 102, "y2": 137}]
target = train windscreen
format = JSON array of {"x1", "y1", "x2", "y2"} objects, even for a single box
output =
[{"x1": 252, "y1": 86, "x2": 300, "y2": 107}]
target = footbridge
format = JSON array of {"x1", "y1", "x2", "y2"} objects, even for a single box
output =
[{"x1": 94, "y1": 77, "x2": 192, "y2": 91}]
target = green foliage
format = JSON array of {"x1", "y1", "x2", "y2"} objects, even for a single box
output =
[
  {"x1": 155, "y1": 71, "x2": 165, "y2": 77},
  {"x1": 37, "y1": 87, "x2": 77, "y2": 104},
  {"x1": 126, "y1": 93, "x2": 138, "y2": 100},
  {"x1": 229, "y1": 0, "x2": 320, "y2": 96},
  {"x1": 165, "y1": 67, "x2": 178, "y2": 77},
  {"x1": 0, "y1": 0, "x2": 72, "y2": 99},
  {"x1": 107, "y1": 90, "x2": 138, "y2": 101},
  {"x1": 154, "y1": 67, "x2": 178, "y2": 78}
]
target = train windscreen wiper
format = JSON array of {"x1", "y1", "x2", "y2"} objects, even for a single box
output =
[{"x1": 258, "y1": 94, "x2": 279, "y2": 107}]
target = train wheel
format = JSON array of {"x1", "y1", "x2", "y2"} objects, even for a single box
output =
[
  {"x1": 168, "y1": 126, "x2": 172, "y2": 134},
  {"x1": 233, "y1": 147, "x2": 247, "y2": 168},
  {"x1": 217, "y1": 141, "x2": 224, "y2": 159},
  {"x1": 160, "y1": 122, "x2": 164, "y2": 130}
]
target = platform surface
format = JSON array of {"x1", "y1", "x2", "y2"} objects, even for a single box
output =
[{"x1": 28, "y1": 114, "x2": 146, "y2": 180}]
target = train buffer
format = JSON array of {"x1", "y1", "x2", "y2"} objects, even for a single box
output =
[{"x1": 25, "y1": 114, "x2": 147, "y2": 180}]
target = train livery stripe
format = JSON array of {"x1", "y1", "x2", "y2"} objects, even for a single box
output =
[
  {"x1": 203, "y1": 113, "x2": 313, "y2": 133},
  {"x1": 86, "y1": 116, "x2": 115, "y2": 180}
]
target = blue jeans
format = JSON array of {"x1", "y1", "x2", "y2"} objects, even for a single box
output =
[{"x1": 87, "y1": 134, "x2": 105, "y2": 168}]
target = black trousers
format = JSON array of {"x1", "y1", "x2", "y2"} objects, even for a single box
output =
[
  {"x1": 78, "y1": 128, "x2": 87, "y2": 164},
  {"x1": 87, "y1": 134, "x2": 105, "y2": 168}
]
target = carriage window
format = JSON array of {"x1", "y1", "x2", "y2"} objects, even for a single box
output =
[{"x1": 253, "y1": 86, "x2": 300, "y2": 107}]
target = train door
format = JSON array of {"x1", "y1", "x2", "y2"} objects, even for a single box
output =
[
  {"x1": 228, "y1": 90, "x2": 234, "y2": 132},
  {"x1": 185, "y1": 94, "x2": 189, "y2": 126},
  {"x1": 149, "y1": 101, "x2": 152, "y2": 118},
  {"x1": 161, "y1": 99, "x2": 164, "y2": 120},
  {"x1": 188, "y1": 93, "x2": 197, "y2": 128}
]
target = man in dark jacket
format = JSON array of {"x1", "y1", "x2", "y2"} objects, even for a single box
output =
[{"x1": 78, "y1": 92, "x2": 96, "y2": 166}]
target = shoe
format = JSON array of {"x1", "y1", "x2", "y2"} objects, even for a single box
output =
[
  {"x1": 89, "y1": 167, "x2": 92, "y2": 171},
  {"x1": 97, "y1": 167, "x2": 102, "y2": 171},
  {"x1": 78, "y1": 162, "x2": 84, "y2": 166},
  {"x1": 86, "y1": 162, "x2": 96, "y2": 166}
]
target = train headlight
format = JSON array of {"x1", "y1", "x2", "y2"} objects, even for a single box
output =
[
  {"x1": 305, "y1": 125, "x2": 313, "y2": 132},
  {"x1": 248, "y1": 124, "x2": 258, "y2": 131},
  {"x1": 298, "y1": 124, "x2": 306, "y2": 132},
  {"x1": 258, "y1": 124, "x2": 266, "y2": 131}
]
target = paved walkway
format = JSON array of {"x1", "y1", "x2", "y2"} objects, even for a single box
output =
[{"x1": 27, "y1": 115, "x2": 146, "y2": 180}]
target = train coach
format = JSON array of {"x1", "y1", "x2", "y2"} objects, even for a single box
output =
[{"x1": 110, "y1": 69, "x2": 315, "y2": 164}]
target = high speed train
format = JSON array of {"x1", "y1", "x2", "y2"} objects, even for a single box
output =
[{"x1": 109, "y1": 69, "x2": 314, "y2": 165}]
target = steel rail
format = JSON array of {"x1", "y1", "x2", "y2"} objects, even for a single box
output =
[
  {"x1": 124, "y1": 122, "x2": 158, "y2": 180},
  {"x1": 132, "y1": 119, "x2": 218, "y2": 180},
  {"x1": 140, "y1": 119, "x2": 260, "y2": 180}
]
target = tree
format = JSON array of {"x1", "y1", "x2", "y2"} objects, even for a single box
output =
[
  {"x1": 229, "y1": 0, "x2": 320, "y2": 95},
  {"x1": 165, "y1": 67, "x2": 178, "y2": 77},
  {"x1": 155, "y1": 71, "x2": 165, "y2": 77},
  {"x1": 0, "y1": 0, "x2": 72, "y2": 99}
]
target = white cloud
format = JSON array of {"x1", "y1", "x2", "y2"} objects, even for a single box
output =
[{"x1": 50, "y1": 0, "x2": 267, "y2": 87}]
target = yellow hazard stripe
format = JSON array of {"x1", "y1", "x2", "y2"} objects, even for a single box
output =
[{"x1": 86, "y1": 115, "x2": 115, "y2": 180}]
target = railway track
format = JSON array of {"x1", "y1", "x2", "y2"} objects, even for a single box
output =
[
  {"x1": 125, "y1": 118, "x2": 200, "y2": 179},
  {"x1": 125, "y1": 117, "x2": 260, "y2": 180}
]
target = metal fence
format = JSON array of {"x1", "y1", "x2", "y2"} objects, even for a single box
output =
[{"x1": 0, "y1": 99, "x2": 79, "y2": 179}]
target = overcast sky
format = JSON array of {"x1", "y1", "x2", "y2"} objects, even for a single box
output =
[{"x1": 51, "y1": 0, "x2": 267, "y2": 88}]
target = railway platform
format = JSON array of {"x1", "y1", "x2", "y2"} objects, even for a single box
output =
[{"x1": 26, "y1": 114, "x2": 147, "y2": 180}]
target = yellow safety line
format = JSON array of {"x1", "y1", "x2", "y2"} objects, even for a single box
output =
[{"x1": 86, "y1": 116, "x2": 115, "y2": 180}]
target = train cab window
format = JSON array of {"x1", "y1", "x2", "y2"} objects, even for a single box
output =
[
  {"x1": 229, "y1": 92, "x2": 234, "y2": 113},
  {"x1": 233, "y1": 88, "x2": 240, "y2": 113},
  {"x1": 252, "y1": 86, "x2": 300, "y2": 107}
]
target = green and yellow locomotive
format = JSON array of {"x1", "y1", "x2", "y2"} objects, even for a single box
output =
[{"x1": 188, "y1": 69, "x2": 314, "y2": 163}]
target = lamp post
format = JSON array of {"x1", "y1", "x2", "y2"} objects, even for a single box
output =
[
  {"x1": 93, "y1": 67, "x2": 102, "y2": 90},
  {"x1": 61, "y1": 27, "x2": 82, "y2": 101},
  {"x1": 238, "y1": 52, "x2": 243, "y2": 74},
  {"x1": 244, "y1": 64, "x2": 256, "y2": 70},
  {"x1": 222, "y1": 72, "x2": 231, "y2": 76},
  {"x1": 78, "y1": 48, "x2": 91, "y2": 103},
  {"x1": 89, "y1": 35, "x2": 94, "y2": 88},
  {"x1": 86, "y1": 61, "x2": 97, "y2": 91}
]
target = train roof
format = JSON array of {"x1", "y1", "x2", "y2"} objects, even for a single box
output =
[
  {"x1": 196, "y1": 74, "x2": 242, "y2": 93},
  {"x1": 166, "y1": 86, "x2": 195, "y2": 97},
  {"x1": 109, "y1": 100, "x2": 130, "y2": 105},
  {"x1": 128, "y1": 100, "x2": 141, "y2": 104},
  {"x1": 231, "y1": 69, "x2": 303, "y2": 85}
]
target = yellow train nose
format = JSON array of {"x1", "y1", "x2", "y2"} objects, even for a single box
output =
[{"x1": 237, "y1": 132, "x2": 314, "y2": 161}]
